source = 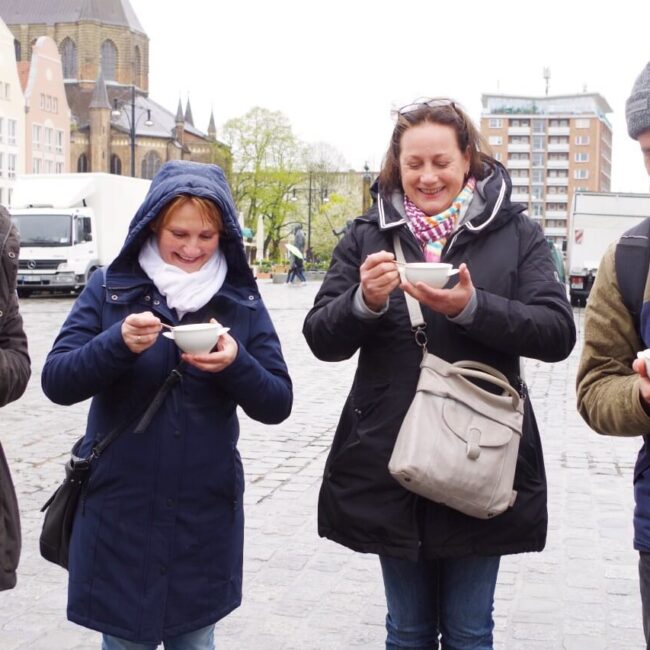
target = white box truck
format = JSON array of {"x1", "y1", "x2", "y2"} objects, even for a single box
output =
[
  {"x1": 9, "y1": 173, "x2": 150, "y2": 296},
  {"x1": 567, "y1": 191, "x2": 650, "y2": 306}
]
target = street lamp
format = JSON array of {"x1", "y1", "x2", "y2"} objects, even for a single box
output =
[
  {"x1": 289, "y1": 171, "x2": 330, "y2": 261},
  {"x1": 306, "y1": 171, "x2": 329, "y2": 261},
  {"x1": 111, "y1": 84, "x2": 153, "y2": 177},
  {"x1": 362, "y1": 163, "x2": 372, "y2": 214}
]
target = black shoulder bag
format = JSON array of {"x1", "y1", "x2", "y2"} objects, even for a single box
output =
[{"x1": 39, "y1": 363, "x2": 184, "y2": 569}]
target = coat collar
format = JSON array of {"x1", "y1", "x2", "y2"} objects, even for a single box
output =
[{"x1": 372, "y1": 161, "x2": 515, "y2": 236}]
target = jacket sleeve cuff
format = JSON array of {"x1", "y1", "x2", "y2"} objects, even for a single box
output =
[
  {"x1": 352, "y1": 286, "x2": 389, "y2": 319},
  {"x1": 448, "y1": 289, "x2": 477, "y2": 326}
]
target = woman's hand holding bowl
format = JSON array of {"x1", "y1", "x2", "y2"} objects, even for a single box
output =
[
  {"x1": 360, "y1": 250, "x2": 402, "y2": 312},
  {"x1": 181, "y1": 319, "x2": 238, "y2": 373},
  {"x1": 122, "y1": 311, "x2": 162, "y2": 353},
  {"x1": 402, "y1": 263, "x2": 474, "y2": 317}
]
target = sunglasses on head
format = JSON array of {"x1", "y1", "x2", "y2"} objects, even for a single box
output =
[{"x1": 397, "y1": 97, "x2": 459, "y2": 116}]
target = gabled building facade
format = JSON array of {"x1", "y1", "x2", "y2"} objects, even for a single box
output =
[
  {"x1": 18, "y1": 36, "x2": 71, "y2": 175},
  {"x1": 0, "y1": 16, "x2": 24, "y2": 205}
]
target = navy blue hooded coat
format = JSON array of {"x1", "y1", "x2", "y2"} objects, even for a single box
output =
[{"x1": 41, "y1": 161, "x2": 293, "y2": 643}]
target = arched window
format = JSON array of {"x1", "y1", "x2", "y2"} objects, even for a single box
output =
[
  {"x1": 110, "y1": 154, "x2": 122, "y2": 175},
  {"x1": 134, "y1": 45, "x2": 141, "y2": 87},
  {"x1": 59, "y1": 37, "x2": 77, "y2": 79},
  {"x1": 14, "y1": 39, "x2": 21, "y2": 62},
  {"x1": 101, "y1": 40, "x2": 118, "y2": 81},
  {"x1": 77, "y1": 153, "x2": 89, "y2": 173},
  {"x1": 141, "y1": 151, "x2": 162, "y2": 179}
]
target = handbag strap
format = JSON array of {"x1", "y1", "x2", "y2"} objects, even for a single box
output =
[
  {"x1": 394, "y1": 233, "x2": 523, "y2": 403},
  {"x1": 447, "y1": 363, "x2": 520, "y2": 408},
  {"x1": 90, "y1": 361, "x2": 184, "y2": 460},
  {"x1": 393, "y1": 233, "x2": 426, "y2": 330}
]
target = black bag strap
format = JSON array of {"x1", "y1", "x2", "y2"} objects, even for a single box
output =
[
  {"x1": 90, "y1": 362, "x2": 184, "y2": 460},
  {"x1": 615, "y1": 217, "x2": 650, "y2": 336}
]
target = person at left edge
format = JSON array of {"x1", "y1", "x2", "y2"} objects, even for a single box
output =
[
  {"x1": 0, "y1": 204, "x2": 31, "y2": 592},
  {"x1": 41, "y1": 161, "x2": 293, "y2": 649}
]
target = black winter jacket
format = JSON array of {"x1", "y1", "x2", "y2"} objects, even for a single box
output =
[
  {"x1": 303, "y1": 163, "x2": 575, "y2": 560},
  {"x1": 0, "y1": 205, "x2": 30, "y2": 590}
]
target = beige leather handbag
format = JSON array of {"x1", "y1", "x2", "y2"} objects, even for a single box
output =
[{"x1": 388, "y1": 234, "x2": 524, "y2": 519}]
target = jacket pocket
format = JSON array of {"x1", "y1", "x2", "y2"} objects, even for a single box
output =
[{"x1": 327, "y1": 382, "x2": 391, "y2": 472}]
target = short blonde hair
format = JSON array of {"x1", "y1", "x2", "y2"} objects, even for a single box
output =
[{"x1": 150, "y1": 195, "x2": 224, "y2": 234}]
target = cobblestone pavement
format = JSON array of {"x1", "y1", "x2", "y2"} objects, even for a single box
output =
[{"x1": 0, "y1": 282, "x2": 645, "y2": 649}]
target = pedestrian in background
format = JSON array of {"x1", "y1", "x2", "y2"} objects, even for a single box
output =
[
  {"x1": 286, "y1": 255, "x2": 306, "y2": 284},
  {"x1": 41, "y1": 161, "x2": 292, "y2": 649},
  {"x1": 303, "y1": 98, "x2": 575, "y2": 649},
  {"x1": 0, "y1": 204, "x2": 31, "y2": 592},
  {"x1": 577, "y1": 61, "x2": 650, "y2": 649},
  {"x1": 293, "y1": 223, "x2": 306, "y2": 257}
]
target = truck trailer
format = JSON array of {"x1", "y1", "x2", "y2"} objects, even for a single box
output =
[
  {"x1": 567, "y1": 191, "x2": 650, "y2": 306},
  {"x1": 10, "y1": 173, "x2": 150, "y2": 296}
]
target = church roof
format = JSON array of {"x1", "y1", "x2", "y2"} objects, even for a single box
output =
[
  {"x1": 0, "y1": 0, "x2": 146, "y2": 35},
  {"x1": 68, "y1": 83, "x2": 211, "y2": 141},
  {"x1": 184, "y1": 98, "x2": 194, "y2": 127},
  {"x1": 89, "y1": 67, "x2": 110, "y2": 109}
]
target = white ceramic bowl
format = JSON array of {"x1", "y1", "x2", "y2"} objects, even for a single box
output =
[
  {"x1": 166, "y1": 323, "x2": 226, "y2": 354},
  {"x1": 637, "y1": 348, "x2": 650, "y2": 371},
  {"x1": 403, "y1": 262, "x2": 459, "y2": 289}
]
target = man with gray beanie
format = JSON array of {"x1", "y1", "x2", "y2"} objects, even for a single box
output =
[{"x1": 577, "y1": 59, "x2": 650, "y2": 648}]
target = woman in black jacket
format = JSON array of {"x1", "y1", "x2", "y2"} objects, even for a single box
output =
[{"x1": 303, "y1": 99, "x2": 575, "y2": 649}]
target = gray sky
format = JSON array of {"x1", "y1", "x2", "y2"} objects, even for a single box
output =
[{"x1": 131, "y1": 0, "x2": 650, "y2": 193}]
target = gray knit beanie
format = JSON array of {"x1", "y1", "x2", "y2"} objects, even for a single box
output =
[{"x1": 626, "y1": 62, "x2": 650, "y2": 140}]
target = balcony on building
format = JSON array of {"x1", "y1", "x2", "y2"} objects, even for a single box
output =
[
  {"x1": 547, "y1": 159, "x2": 569, "y2": 169},
  {"x1": 511, "y1": 192, "x2": 531, "y2": 203},
  {"x1": 507, "y1": 143, "x2": 530, "y2": 153},
  {"x1": 547, "y1": 126, "x2": 571, "y2": 136},
  {"x1": 508, "y1": 126, "x2": 531, "y2": 136},
  {"x1": 548, "y1": 143, "x2": 570, "y2": 153},
  {"x1": 507, "y1": 159, "x2": 530, "y2": 169}
]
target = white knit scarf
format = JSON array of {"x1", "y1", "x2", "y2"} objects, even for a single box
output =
[{"x1": 138, "y1": 236, "x2": 228, "y2": 320}]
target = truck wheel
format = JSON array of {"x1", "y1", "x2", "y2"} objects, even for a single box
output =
[{"x1": 17, "y1": 289, "x2": 32, "y2": 298}]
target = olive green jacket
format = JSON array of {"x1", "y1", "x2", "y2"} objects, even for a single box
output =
[{"x1": 577, "y1": 243, "x2": 650, "y2": 436}]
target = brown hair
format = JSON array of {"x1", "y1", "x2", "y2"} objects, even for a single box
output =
[
  {"x1": 150, "y1": 195, "x2": 224, "y2": 234},
  {"x1": 378, "y1": 100, "x2": 494, "y2": 194}
]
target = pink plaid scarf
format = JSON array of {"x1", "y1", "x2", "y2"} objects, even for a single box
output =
[{"x1": 404, "y1": 178, "x2": 476, "y2": 262}]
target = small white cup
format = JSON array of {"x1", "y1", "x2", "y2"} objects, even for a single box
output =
[
  {"x1": 403, "y1": 262, "x2": 460, "y2": 289},
  {"x1": 166, "y1": 323, "x2": 227, "y2": 355},
  {"x1": 636, "y1": 349, "x2": 650, "y2": 372}
]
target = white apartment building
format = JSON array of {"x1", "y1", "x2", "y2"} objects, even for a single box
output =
[
  {"x1": 481, "y1": 93, "x2": 612, "y2": 246},
  {"x1": 0, "y1": 17, "x2": 24, "y2": 206}
]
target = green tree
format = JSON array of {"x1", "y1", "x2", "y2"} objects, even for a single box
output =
[{"x1": 223, "y1": 107, "x2": 302, "y2": 258}]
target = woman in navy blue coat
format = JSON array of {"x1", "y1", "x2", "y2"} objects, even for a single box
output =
[{"x1": 42, "y1": 161, "x2": 292, "y2": 649}]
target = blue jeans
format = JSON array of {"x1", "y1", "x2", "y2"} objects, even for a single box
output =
[
  {"x1": 102, "y1": 624, "x2": 215, "y2": 650},
  {"x1": 379, "y1": 554, "x2": 500, "y2": 650}
]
